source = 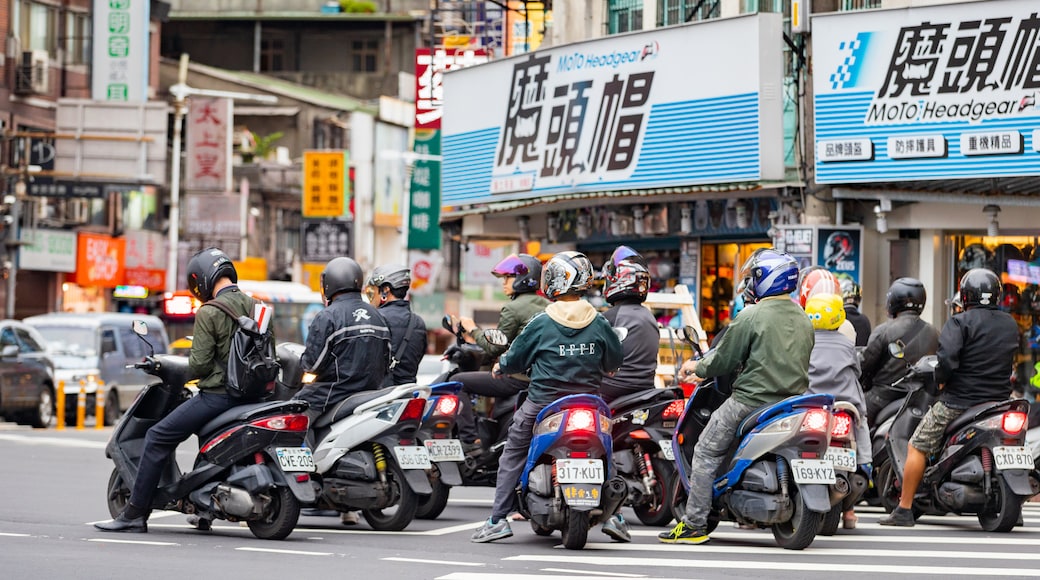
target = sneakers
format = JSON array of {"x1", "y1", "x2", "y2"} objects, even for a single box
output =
[
  {"x1": 471, "y1": 517, "x2": 513, "y2": 543},
  {"x1": 187, "y1": 514, "x2": 212, "y2": 531},
  {"x1": 601, "y1": 514, "x2": 632, "y2": 543},
  {"x1": 94, "y1": 513, "x2": 148, "y2": 533},
  {"x1": 658, "y1": 520, "x2": 709, "y2": 544},
  {"x1": 878, "y1": 506, "x2": 916, "y2": 527}
]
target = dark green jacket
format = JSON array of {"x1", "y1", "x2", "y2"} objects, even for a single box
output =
[
  {"x1": 190, "y1": 287, "x2": 258, "y2": 392},
  {"x1": 695, "y1": 296, "x2": 813, "y2": 408},
  {"x1": 469, "y1": 292, "x2": 549, "y2": 359}
]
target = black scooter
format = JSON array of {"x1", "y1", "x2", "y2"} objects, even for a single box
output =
[{"x1": 104, "y1": 321, "x2": 315, "y2": 540}]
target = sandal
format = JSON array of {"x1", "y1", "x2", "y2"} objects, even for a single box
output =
[{"x1": 842, "y1": 514, "x2": 858, "y2": 530}]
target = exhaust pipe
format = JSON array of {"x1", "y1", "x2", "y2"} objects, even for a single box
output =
[
  {"x1": 213, "y1": 484, "x2": 257, "y2": 518},
  {"x1": 601, "y1": 477, "x2": 628, "y2": 518}
]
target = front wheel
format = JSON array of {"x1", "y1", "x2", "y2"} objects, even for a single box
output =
[
  {"x1": 771, "y1": 483, "x2": 822, "y2": 550},
  {"x1": 27, "y1": 385, "x2": 54, "y2": 428},
  {"x1": 633, "y1": 458, "x2": 676, "y2": 527},
  {"x1": 561, "y1": 509, "x2": 590, "y2": 550},
  {"x1": 362, "y1": 460, "x2": 418, "y2": 531},
  {"x1": 106, "y1": 468, "x2": 130, "y2": 519},
  {"x1": 103, "y1": 389, "x2": 121, "y2": 427},
  {"x1": 247, "y1": 485, "x2": 301, "y2": 540},
  {"x1": 875, "y1": 459, "x2": 901, "y2": 514},
  {"x1": 415, "y1": 479, "x2": 451, "y2": 520},
  {"x1": 978, "y1": 475, "x2": 1024, "y2": 532}
]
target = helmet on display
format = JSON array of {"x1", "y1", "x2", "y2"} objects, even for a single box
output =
[
  {"x1": 805, "y1": 293, "x2": 846, "y2": 331},
  {"x1": 366, "y1": 264, "x2": 411, "y2": 292},
  {"x1": 187, "y1": 247, "x2": 238, "y2": 302},
  {"x1": 837, "y1": 273, "x2": 862, "y2": 307},
  {"x1": 823, "y1": 232, "x2": 854, "y2": 269},
  {"x1": 992, "y1": 244, "x2": 1024, "y2": 274},
  {"x1": 603, "y1": 246, "x2": 650, "y2": 304},
  {"x1": 885, "y1": 277, "x2": 927, "y2": 317},
  {"x1": 798, "y1": 266, "x2": 841, "y2": 308},
  {"x1": 738, "y1": 248, "x2": 799, "y2": 303},
  {"x1": 541, "y1": 251, "x2": 595, "y2": 300},
  {"x1": 959, "y1": 268, "x2": 1001, "y2": 309},
  {"x1": 958, "y1": 243, "x2": 994, "y2": 272},
  {"x1": 492, "y1": 253, "x2": 542, "y2": 294},
  {"x1": 1001, "y1": 283, "x2": 1021, "y2": 312},
  {"x1": 321, "y1": 257, "x2": 364, "y2": 303}
]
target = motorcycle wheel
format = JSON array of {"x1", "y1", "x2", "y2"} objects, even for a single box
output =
[
  {"x1": 818, "y1": 504, "x2": 842, "y2": 536},
  {"x1": 362, "y1": 460, "x2": 418, "y2": 531},
  {"x1": 415, "y1": 479, "x2": 451, "y2": 520},
  {"x1": 978, "y1": 476, "x2": 1023, "y2": 533},
  {"x1": 531, "y1": 520, "x2": 554, "y2": 536},
  {"x1": 247, "y1": 485, "x2": 301, "y2": 540},
  {"x1": 875, "y1": 459, "x2": 901, "y2": 514},
  {"x1": 106, "y1": 468, "x2": 130, "y2": 519},
  {"x1": 633, "y1": 458, "x2": 676, "y2": 527},
  {"x1": 665, "y1": 470, "x2": 718, "y2": 533},
  {"x1": 561, "y1": 509, "x2": 590, "y2": 550},
  {"x1": 771, "y1": 483, "x2": 822, "y2": 550}
]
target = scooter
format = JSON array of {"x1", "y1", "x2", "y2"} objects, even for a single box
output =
[
  {"x1": 105, "y1": 321, "x2": 315, "y2": 540},
  {"x1": 818, "y1": 402, "x2": 870, "y2": 535},
  {"x1": 413, "y1": 381, "x2": 465, "y2": 519},
  {"x1": 875, "y1": 353, "x2": 1039, "y2": 531},
  {"x1": 516, "y1": 394, "x2": 627, "y2": 550}
]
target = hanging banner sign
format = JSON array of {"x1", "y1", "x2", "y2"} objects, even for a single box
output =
[
  {"x1": 415, "y1": 48, "x2": 490, "y2": 130},
  {"x1": 408, "y1": 130, "x2": 442, "y2": 250},
  {"x1": 185, "y1": 97, "x2": 234, "y2": 192}
]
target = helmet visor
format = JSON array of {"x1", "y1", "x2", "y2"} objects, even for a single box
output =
[{"x1": 491, "y1": 254, "x2": 529, "y2": 278}]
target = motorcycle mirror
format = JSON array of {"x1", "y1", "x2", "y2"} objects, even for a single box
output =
[
  {"x1": 483, "y1": 329, "x2": 508, "y2": 347},
  {"x1": 613, "y1": 326, "x2": 629, "y2": 343},
  {"x1": 441, "y1": 315, "x2": 454, "y2": 333},
  {"x1": 913, "y1": 354, "x2": 938, "y2": 373},
  {"x1": 131, "y1": 320, "x2": 155, "y2": 357},
  {"x1": 888, "y1": 340, "x2": 906, "y2": 359}
]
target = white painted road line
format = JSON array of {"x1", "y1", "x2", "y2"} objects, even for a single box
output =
[
  {"x1": 439, "y1": 575, "x2": 688, "y2": 580},
  {"x1": 290, "y1": 521, "x2": 486, "y2": 536},
  {"x1": 383, "y1": 557, "x2": 485, "y2": 567},
  {"x1": 540, "y1": 568, "x2": 651, "y2": 577},
  {"x1": 579, "y1": 541, "x2": 1040, "y2": 560},
  {"x1": 629, "y1": 530, "x2": 1040, "y2": 545},
  {"x1": 0, "y1": 532, "x2": 31, "y2": 537},
  {"x1": 506, "y1": 554, "x2": 1040, "y2": 576},
  {"x1": 235, "y1": 546, "x2": 333, "y2": 556},
  {"x1": 87, "y1": 538, "x2": 179, "y2": 546},
  {"x1": 0, "y1": 433, "x2": 106, "y2": 449}
]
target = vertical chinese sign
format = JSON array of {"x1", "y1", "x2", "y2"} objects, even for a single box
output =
[
  {"x1": 185, "y1": 98, "x2": 233, "y2": 192},
  {"x1": 302, "y1": 151, "x2": 349, "y2": 218},
  {"x1": 92, "y1": 0, "x2": 149, "y2": 102}
]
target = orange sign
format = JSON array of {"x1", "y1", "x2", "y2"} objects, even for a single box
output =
[
  {"x1": 124, "y1": 267, "x2": 166, "y2": 290},
  {"x1": 74, "y1": 233, "x2": 125, "y2": 288},
  {"x1": 303, "y1": 150, "x2": 349, "y2": 218},
  {"x1": 301, "y1": 262, "x2": 325, "y2": 293},
  {"x1": 233, "y1": 257, "x2": 268, "y2": 281}
]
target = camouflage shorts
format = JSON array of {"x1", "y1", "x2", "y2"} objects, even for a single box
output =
[{"x1": 909, "y1": 401, "x2": 964, "y2": 456}]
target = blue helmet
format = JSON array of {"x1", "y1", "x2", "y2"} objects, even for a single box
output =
[{"x1": 738, "y1": 248, "x2": 799, "y2": 303}]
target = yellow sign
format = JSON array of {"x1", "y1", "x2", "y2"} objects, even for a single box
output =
[
  {"x1": 234, "y1": 257, "x2": 268, "y2": 281},
  {"x1": 301, "y1": 262, "x2": 325, "y2": 293},
  {"x1": 303, "y1": 150, "x2": 348, "y2": 218}
]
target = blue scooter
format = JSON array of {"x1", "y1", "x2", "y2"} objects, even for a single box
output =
[{"x1": 516, "y1": 394, "x2": 627, "y2": 550}]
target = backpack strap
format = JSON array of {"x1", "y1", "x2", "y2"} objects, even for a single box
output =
[
  {"x1": 202, "y1": 299, "x2": 244, "y2": 321},
  {"x1": 389, "y1": 312, "x2": 423, "y2": 371}
]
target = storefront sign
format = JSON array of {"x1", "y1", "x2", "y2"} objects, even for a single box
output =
[
  {"x1": 813, "y1": 0, "x2": 1040, "y2": 183},
  {"x1": 408, "y1": 130, "x2": 442, "y2": 250},
  {"x1": 301, "y1": 219, "x2": 352, "y2": 263},
  {"x1": 92, "y1": 0, "x2": 149, "y2": 102},
  {"x1": 302, "y1": 151, "x2": 348, "y2": 218},
  {"x1": 408, "y1": 250, "x2": 443, "y2": 296},
  {"x1": 442, "y1": 14, "x2": 785, "y2": 207},
  {"x1": 74, "y1": 232, "x2": 125, "y2": 288},
  {"x1": 415, "y1": 48, "x2": 490, "y2": 130},
  {"x1": 26, "y1": 181, "x2": 131, "y2": 199},
  {"x1": 114, "y1": 285, "x2": 148, "y2": 299},
  {"x1": 374, "y1": 122, "x2": 409, "y2": 227},
  {"x1": 818, "y1": 227, "x2": 862, "y2": 284},
  {"x1": 19, "y1": 229, "x2": 77, "y2": 273},
  {"x1": 182, "y1": 193, "x2": 241, "y2": 237},
  {"x1": 185, "y1": 98, "x2": 233, "y2": 192}
]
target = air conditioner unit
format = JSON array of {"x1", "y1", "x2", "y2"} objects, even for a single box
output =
[{"x1": 15, "y1": 50, "x2": 49, "y2": 95}]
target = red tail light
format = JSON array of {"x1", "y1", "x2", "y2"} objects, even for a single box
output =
[
  {"x1": 251, "y1": 414, "x2": 310, "y2": 432},
  {"x1": 565, "y1": 409, "x2": 596, "y2": 433},
  {"x1": 1002, "y1": 411, "x2": 1027, "y2": 435},
  {"x1": 662, "y1": 399, "x2": 686, "y2": 420},
  {"x1": 199, "y1": 426, "x2": 242, "y2": 454},
  {"x1": 434, "y1": 395, "x2": 459, "y2": 417},
  {"x1": 630, "y1": 429, "x2": 651, "y2": 440},
  {"x1": 800, "y1": 409, "x2": 830, "y2": 433},
  {"x1": 831, "y1": 411, "x2": 852, "y2": 439},
  {"x1": 399, "y1": 398, "x2": 426, "y2": 423}
]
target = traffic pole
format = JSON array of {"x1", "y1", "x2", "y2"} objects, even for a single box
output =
[
  {"x1": 56, "y1": 380, "x2": 65, "y2": 430},
  {"x1": 76, "y1": 380, "x2": 86, "y2": 430},
  {"x1": 95, "y1": 381, "x2": 105, "y2": 429}
]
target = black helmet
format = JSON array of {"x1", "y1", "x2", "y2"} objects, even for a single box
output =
[
  {"x1": 321, "y1": 257, "x2": 364, "y2": 303},
  {"x1": 491, "y1": 253, "x2": 542, "y2": 294},
  {"x1": 186, "y1": 247, "x2": 237, "y2": 302},
  {"x1": 885, "y1": 277, "x2": 926, "y2": 317},
  {"x1": 959, "y1": 268, "x2": 1002, "y2": 310},
  {"x1": 366, "y1": 264, "x2": 411, "y2": 291},
  {"x1": 837, "y1": 273, "x2": 861, "y2": 307},
  {"x1": 603, "y1": 247, "x2": 650, "y2": 304}
]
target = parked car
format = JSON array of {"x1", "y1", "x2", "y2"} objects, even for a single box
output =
[
  {"x1": 23, "y1": 313, "x2": 169, "y2": 426},
  {"x1": 0, "y1": 320, "x2": 55, "y2": 428}
]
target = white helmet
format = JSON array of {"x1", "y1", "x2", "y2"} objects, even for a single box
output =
[{"x1": 541, "y1": 251, "x2": 594, "y2": 300}]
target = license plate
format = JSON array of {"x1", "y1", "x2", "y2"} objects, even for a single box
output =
[
  {"x1": 556, "y1": 458, "x2": 604, "y2": 484},
  {"x1": 275, "y1": 447, "x2": 314, "y2": 472},
  {"x1": 790, "y1": 459, "x2": 836, "y2": 484},
  {"x1": 993, "y1": 446, "x2": 1034, "y2": 471},
  {"x1": 394, "y1": 445, "x2": 432, "y2": 470},
  {"x1": 824, "y1": 446, "x2": 857, "y2": 472},
  {"x1": 562, "y1": 484, "x2": 600, "y2": 507},
  {"x1": 424, "y1": 439, "x2": 464, "y2": 462},
  {"x1": 659, "y1": 440, "x2": 675, "y2": 461}
]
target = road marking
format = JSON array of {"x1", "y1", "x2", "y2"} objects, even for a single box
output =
[
  {"x1": 86, "y1": 511, "x2": 183, "y2": 526},
  {"x1": 579, "y1": 542, "x2": 1040, "y2": 560},
  {"x1": 87, "y1": 538, "x2": 179, "y2": 546},
  {"x1": 0, "y1": 433, "x2": 105, "y2": 449},
  {"x1": 540, "y1": 568, "x2": 649, "y2": 577},
  {"x1": 0, "y1": 532, "x2": 31, "y2": 537},
  {"x1": 383, "y1": 557, "x2": 484, "y2": 567},
  {"x1": 506, "y1": 554, "x2": 1040, "y2": 576},
  {"x1": 447, "y1": 498, "x2": 493, "y2": 506},
  {"x1": 290, "y1": 521, "x2": 486, "y2": 536},
  {"x1": 629, "y1": 530, "x2": 1040, "y2": 545},
  {"x1": 438, "y1": 575, "x2": 688, "y2": 580},
  {"x1": 236, "y1": 547, "x2": 333, "y2": 556}
]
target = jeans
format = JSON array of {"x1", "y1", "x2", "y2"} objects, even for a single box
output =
[
  {"x1": 681, "y1": 397, "x2": 756, "y2": 530},
  {"x1": 491, "y1": 398, "x2": 544, "y2": 520},
  {"x1": 129, "y1": 391, "x2": 235, "y2": 511},
  {"x1": 454, "y1": 371, "x2": 526, "y2": 444}
]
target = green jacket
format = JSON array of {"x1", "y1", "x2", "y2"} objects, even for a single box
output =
[
  {"x1": 695, "y1": 296, "x2": 813, "y2": 408},
  {"x1": 189, "y1": 287, "x2": 259, "y2": 392},
  {"x1": 469, "y1": 291, "x2": 549, "y2": 359}
]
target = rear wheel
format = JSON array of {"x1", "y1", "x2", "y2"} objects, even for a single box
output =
[
  {"x1": 771, "y1": 483, "x2": 822, "y2": 550},
  {"x1": 819, "y1": 504, "x2": 842, "y2": 536},
  {"x1": 978, "y1": 476, "x2": 1023, "y2": 533},
  {"x1": 27, "y1": 385, "x2": 54, "y2": 428},
  {"x1": 362, "y1": 460, "x2": 418, "y2": 531},
  {"x1": 415, "y1": 479, "x2": 451, "y2": 520},
  {"x1": 875, "y1": 459, "x2": 901, "y2": 514},
  {"x1": 633, "y1": 458, "x2": 676, "y2": 527},
  {"x1": 561, "y1": 509, "x2": 590, "y2": 550},
  {"x1": 247, "y1": 485, "x2": 300, "y2": 540},
  {"x1": 106, "y1": 469, "x2": 130, "y2": 519},
  {"x1": 531, "y1": 520, "x2": 554, "y2": 536}
]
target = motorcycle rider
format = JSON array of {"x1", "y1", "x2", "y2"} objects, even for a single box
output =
[
  {"x1": 879, "y1": 268, "x2": 1020, "y2": 527},
  {"x1": 96, "y1": 248, "x2": 258, "y2": 533},
  {"x1": 860, "y1": 278, "x2": 940, "y2": 426},
  {"x1": 365, "y1": 264, "x2": 427, "y2": 387},
  {"x1": 453, "y1": 253, "x2": 549, "y2": 450},
  {"x1": 599, "y1": 246, "x2": 658, "y2": 404},
  {"x1": 799, "y1": 266, "x2": 858, "y2": 345},
  {"x1": 471, "y1": 251, "x2": 624, "y2": 543},
  {"x1": 838, "y1": 274, "x2": 872, "y2": 347},
  {"x1": 660, "y1": 248, "x2": 813, "y2": 545}
]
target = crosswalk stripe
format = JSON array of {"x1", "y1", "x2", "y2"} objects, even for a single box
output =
[
  {"x1": 630, "y1": 529, "x2": 1040, "y2": 545},
  {"x1": 578, "y1": 541, "x2": 1040, "y2": 560},
  {"x1": 438, "y1": 575, "x2": 688, "y2": 580}
]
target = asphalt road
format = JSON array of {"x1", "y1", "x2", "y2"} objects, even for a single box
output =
[{"x1": 1, "y1": 421, "x2": 1039, "y2": 580}]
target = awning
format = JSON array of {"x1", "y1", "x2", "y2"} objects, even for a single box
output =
[
  {"x1": 832, "y1": 176, "x2": 1040, "y2": 208},
  {"x1": 234, "y1": 106, "x2": 300, "y2": 117}
]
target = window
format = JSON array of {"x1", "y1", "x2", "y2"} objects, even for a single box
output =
[
  {"x1": 351, "y1": 39, "x2": 379, "y2": 73},
  {"x1": 0, "y1": 328, "x2": 17, "y2": 348},
  {"x1": 608, "y1": 0, "x2": 643, "y2": 35},
  {"x1": 261, "y1": 38, "x2": 286, "y2": 72},
  {"x1": 740, "y1": 0, "x2": 789, "y2": 13},
  {"x1": 840, "y1": 0, "x2": 881, "y2": 10},
  {"x1": 14, "y1": 328, "x2": 43, "y2": 353},
  {"x1": 20, "y1": 1, "x2": 57, "y2": 53},
  {"x1": 660, "y1": 0, "x2": 719, "y2": 26},
  {"x1": 64, "y1": 11, "x2": 91, "y2": 65},
  {"x1": 100, "y1": 329, "x2": 118, "y2": 356}
]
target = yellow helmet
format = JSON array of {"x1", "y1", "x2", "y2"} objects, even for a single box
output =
[{"x1": 805, "y1": 293, "x2": 846, "y2": 331}]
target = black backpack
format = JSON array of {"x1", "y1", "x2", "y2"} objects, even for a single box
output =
[{"x1": 204, "y1": 299, "x2": 280, "y2": 402}]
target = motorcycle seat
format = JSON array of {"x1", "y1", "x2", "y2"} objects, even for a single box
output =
[
  {"x1": 942, "y1": 399, "x2": 1025, "y2": 436},
  {"x1": 313, "y1": 388, "x2": 393, "y2": 429},
  {"x1": 197, "y1": 399, "x2": 309, "y2": 442},
  {"x1": 736, "y1": 406, "x2": 773, "y2": 438},
  {"x1": 608, "y1": 388, "x2": 679, "y2": 414}
]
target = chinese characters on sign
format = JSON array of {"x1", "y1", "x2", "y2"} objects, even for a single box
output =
[
  {"x1": 302, "y1": 151, "x2": 349, "y2": 218},
  {"x1": 816, "y1": 139, "x2": 874, "y2": 162},
  {"x1": 92, "y1": 0, "x2": 148, "y2": 102},
  {"x1": 301, "y1": 220, "x2": 352, "y2": 263},
  {"x1": 74, "y1": 232, "x2": 126, "y2": 288},
  {"x1": 124, "y1": 230, "x2": 167, "y2": 290},
  {"x1": 185, "y1": 98, "x2": 233, "y2": 192},
  {"x1": 408, "y1": 131, "x2": 442, "y2": 250},
  {"x1": 959, "y1": 131, "x2": 1022, "y2": 155},
  {"x1": 886, "y1": 135, "x2": 947, "y2": 159},
  {"x1": 415, "y1": 48, "x2": 490, "y2": 130}
]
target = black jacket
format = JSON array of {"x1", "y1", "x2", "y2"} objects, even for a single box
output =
[
  {"x1": 600, "y1": 301, "x2": 659, "y2": 403},
  {"x1": 860, "y1": 311, "x2": 939, "y2": 392},
  {"x1": 844, "y1": 305, "x2": 872, "y2": 347},
  {"x1": 379, "y1": 299, "x2": 428, "y2": 387},
  {"x1": 298, "y1": 291, "x2": 391, "y2": 413},
  {"x1": 936, "y1": 308, "x2": 1019, "y2": 409}
]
